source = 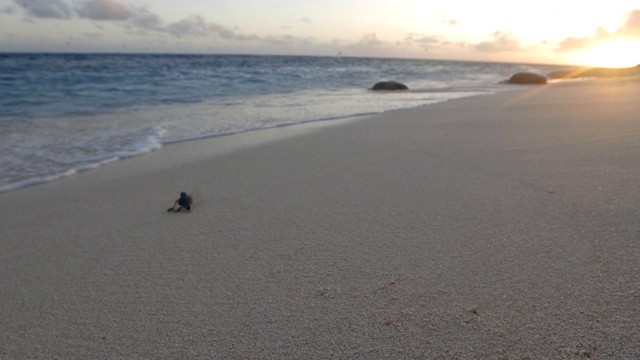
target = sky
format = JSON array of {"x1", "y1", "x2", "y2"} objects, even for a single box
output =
[{"x1": 1, "y1": 0, "x2": 640, "y2": 67}]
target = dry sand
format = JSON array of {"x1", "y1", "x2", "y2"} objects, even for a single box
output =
[{"x1": 1, "y1": 79, "x2": 639, "y2": 359}]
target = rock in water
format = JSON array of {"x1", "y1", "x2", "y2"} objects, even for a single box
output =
[
  {"x1": 506, "y1": 72, "x2": 547, "y2": 85},
  {"x1": 371, "y1": 81, "x2": 409, "y2": 90}
]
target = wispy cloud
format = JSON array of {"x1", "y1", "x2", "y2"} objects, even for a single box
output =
[
  {"x1": 11, "y1": 0, "x2": 259, "y2": 41},
  {"x1": 1, "y1": 5, "x2": 16, "y2": 14},
  {"x1": 264, "y1": 34, "x2": 314, "y2": 47},
  {"x1": 556, "y1": 9, "x2": 640, "y2": 52},
  {"x1": 76, "y1": 0, "x2": 135, "y2": 21},
  {"x1": 556, "y1": 28, "x2": 609, "y2": 52},
  {"x1": 618, "y1": 9, "x2": 640, "y2": 36},
  {"x1": 166, "y1": 15, "x2": 211, "y2": 37},
  {"x1": 207, "y1": 22, "x2": 240, "y2": 39},
  {"x1": 475, "y1": 31, "x2": 521, "y2": 52},
  {"x1": 15, "y1": 0, "x2": 73, "y2": 19},
  {"x1": 163, "y1": 15, "x2": 258, "y2": 40},
  {"x1": 280, "y1": 17, "x2": 313, "y2": 32},
  {"x1": 402, "y1": 33, "x2": 445, "y2": 52},
  {"x1": 127, "y1": 9, "x2": 162, "y2": 32},
  {"x1": 405, "y1": 33, "x2": 442, "y2": 45},
  {"x1": 358, "y1": 33, "x2": 383, "y2": 47}
]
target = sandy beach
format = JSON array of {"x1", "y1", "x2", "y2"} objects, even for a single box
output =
[{"x1": 1, "y1": 79, "x2": 639, "y2": 358}]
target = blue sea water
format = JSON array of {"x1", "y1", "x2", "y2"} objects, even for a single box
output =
[{"x1": 0, "y1": 53, "x2": 571, "y2": 192}]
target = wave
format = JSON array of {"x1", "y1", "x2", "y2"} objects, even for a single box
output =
[
  {"x1": 0, "y1": 126, "x2": 164, "y2": 193},
  {"x1": 0, "y1": 54, "x2": 574, "y2": 193}
]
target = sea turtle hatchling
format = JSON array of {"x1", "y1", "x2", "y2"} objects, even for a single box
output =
[{"x1": 167, "y1": 192, "x2": 193, "y2": 212}]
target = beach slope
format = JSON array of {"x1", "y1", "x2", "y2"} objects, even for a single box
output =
[{"x1": 1, "y1": 79, "x2": 639, "y2": 358}]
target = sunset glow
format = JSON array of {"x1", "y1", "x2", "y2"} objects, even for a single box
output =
[
  {"x1": 572, "y1": 39, "x2": 640, "y2": 68},
  {"x1": 0, "y1": 0, "x2": 639, "y2": 65}
]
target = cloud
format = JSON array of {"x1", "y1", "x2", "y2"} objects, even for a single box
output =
[
  {"x1": 166, "y1": 15, "x2": 211, "y2": 37},
  {"x1": 358, "y1": 33, "x2": 382, "y2": 47},
  {"x1": 264, "y1": 34, "x2": 314, "y2": 47},
  {"x1": 555, "y1": 9, "x2": 640, "y2": 52},
  {"x1": 231, "y1": 32, "x2": 260, "y2": 42},
  {"x1": 555, "y1": 37, "x2": 589, "y2": 52},
  {"x1": 1, "y1": 6, "x2": 15, "y2": 14},
  {"x1": 77, "y1": 0, "x2": 135, "y2": 21},
  {"x1": 210, "y1": 23, "x2": 259, "y2": 41},
  {"x1": 15, "y1": 0, "x2": 73, "y2": 19},
  {"x1": 15, "y1": 0, "x2": 146, "y2": 22},
  {"x1": 82, "y1": 31, "x2": 104, "y2": 39},
  {"x1": 403, "y1": 33, "x2": 444, "y2": 51},
  {"x1": 280, "y1": 17, "x2": 312, "y2": 32},
  {"x1": 405, "y1": 33, "x2": 442, "y2": 45},
  {"x1": 128, "y1": 9, "x2": 162, "y2": 31},
  {"x1": 617, "y1": 9, "x2": 640, "y2": 36},
  {"x1": 164, "y1": 15, "x2": 257, "y2": 40},
  {"x1": 208, "y1": 22, "x2": 239, "y2": 39},
  {"x1": 555, "y1": 28, "x2": 610, "y2": 52},
  {"x1": 10, "y1": 0, "x2": 259, "y2": 43},
  {"x1": 475, "y1": 31, "x2": 521, "y2": 52},
  {"x1": 442, "y1": 19, "x2": 458, "y2": 26},
  {"x1": 336, "y1": 32, "x2": 408, "y2": 57}
]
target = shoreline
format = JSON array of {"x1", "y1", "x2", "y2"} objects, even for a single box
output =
[
  {"x1": 0, "y1": 109, "x2": 371, "y2": 194},
  {"x1": 0, "y1": 86, "x2": 506, "y2": 195},
  {"x1": 3, "y1": 53, "x2": 559, "y2": 196},
  {"x1": 2, "y1": 79, "x2": 639, "y2": 358},
  {"x1": 4, "y1": 76, "x2": 638, "y2": 195}
]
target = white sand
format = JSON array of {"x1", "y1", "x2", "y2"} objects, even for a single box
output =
[{"x1": 1, "y1": 79, "x2": 639, "y2": 359}]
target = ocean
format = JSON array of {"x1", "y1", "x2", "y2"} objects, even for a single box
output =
[{"x1": 0, "y1": 53, "x2": 570, "y2": 192}]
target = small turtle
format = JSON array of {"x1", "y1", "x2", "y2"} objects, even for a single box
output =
[{"x1": 167, "y1": 192, "x2": 193, "y2": 212}]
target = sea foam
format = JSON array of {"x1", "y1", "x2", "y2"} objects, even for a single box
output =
[{"x1": 0, "y1": 54, "x2": 574, "y2": 192}]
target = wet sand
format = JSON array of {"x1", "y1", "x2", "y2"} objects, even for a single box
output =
[{"x1": 1, "y1": 79, "x2": 639, "y2": 358}]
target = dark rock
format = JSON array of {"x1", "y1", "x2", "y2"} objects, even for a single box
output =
[
  {"x1": 371, "y1": 81, "x2": 408, "y2": 90},
  {"x1": 506, "y1": 72, "x2": 547, "y2": 85}
]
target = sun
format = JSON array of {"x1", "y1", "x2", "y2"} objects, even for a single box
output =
[{"x1": 572, "y1": 38, "x2": 640, "y2": 68}]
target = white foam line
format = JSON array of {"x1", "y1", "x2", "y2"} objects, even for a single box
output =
[
  {"x1": 0, "y1": 90, "x2": 504, "y2": 194},
  {"x1": 0, "y1": 141, "x2": 163, "y2": 194},
  {"x1": 160, "y1": 111, "x2": 382, "y2": 145}
]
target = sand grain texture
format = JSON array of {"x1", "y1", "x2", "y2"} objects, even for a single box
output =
[{"x1": 1, "y1": 79, "x2": 639, "y2": 359}]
